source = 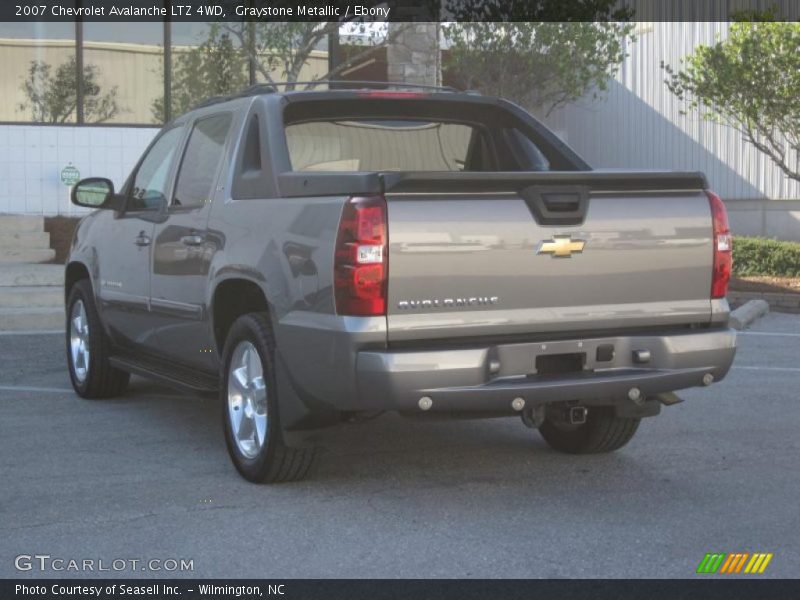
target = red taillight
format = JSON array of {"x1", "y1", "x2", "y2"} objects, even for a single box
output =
[
  {"x1": 334, "y1": 196, "x2": 388, "y2": 316},
  {"x1": 707, "y1": 190, "x2": 732, "y2": 299}
]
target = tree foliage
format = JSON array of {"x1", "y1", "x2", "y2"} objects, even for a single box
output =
[
  {"x1": 159, "y1": 21, "x2": 411, "y2": 121},
  {"x1": 440, "y1": 0, "x2": 633, "y2": 21},
  {"x1": 153, "y1": 24, "x2": 249, "y2": 120},
  {"x1": 219, "y1": 21, "x2": 410, "y2": 89},
  {"x1": 443, "y1": 21, "x2": 635, "y2": 115},
  {"x1": 663, "y1": 13, "x2": 800, "y2": 181},
  {"x1": 18, "y1": 56, "x2": 120, "y2": 123}
]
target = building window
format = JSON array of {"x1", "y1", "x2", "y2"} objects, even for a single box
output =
[
  {"x1": 0, "y1": 21, "x2": 77, "y2": 123},
  {"x1": 83, "y1": 22, "x2": 165, "y2": 125},
  {"x1": 0, "y1": 20, "x2": 333, "y2": 126}
]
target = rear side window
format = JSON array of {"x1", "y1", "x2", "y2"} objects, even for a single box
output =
[
  {"x1": 173, "y1": 113, "x2": 233, "y2": 208},
  {"x1": 286, "y1": 120, "x2": 482, "y2": 172}
]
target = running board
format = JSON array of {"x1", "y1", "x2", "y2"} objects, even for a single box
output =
[{"x1": 109, "y1": 354, "x2": 218, "y2": 396}]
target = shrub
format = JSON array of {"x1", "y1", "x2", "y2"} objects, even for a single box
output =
[{"x1": 732, "y1": 237, "x2": 800, "y2": 277}]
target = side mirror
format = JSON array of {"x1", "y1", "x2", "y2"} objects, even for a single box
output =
[{"x1": 71, "y1": 177, "x2": 122, "y2": 210}]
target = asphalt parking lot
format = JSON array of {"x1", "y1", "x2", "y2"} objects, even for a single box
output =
[{"x1": 1, "y1": 313, "x2": 799, "y2": 579}]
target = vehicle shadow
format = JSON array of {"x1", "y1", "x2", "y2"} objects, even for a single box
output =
[{"x1": 119, "y1": 377, "x2": 661, "y2": 498}]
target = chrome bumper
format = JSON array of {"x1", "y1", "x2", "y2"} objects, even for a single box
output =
[{"x1": 356, "y1": 328, "x2": 737, "y2": 413}]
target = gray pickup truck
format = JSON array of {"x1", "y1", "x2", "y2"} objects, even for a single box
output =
[{"x1": 66, "y1": 84, "x2": 736, "y2": 483}]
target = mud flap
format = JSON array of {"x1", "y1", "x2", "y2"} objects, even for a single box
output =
[{"x1": 274, "y1": 351, "x2": 340, "y2": 446}]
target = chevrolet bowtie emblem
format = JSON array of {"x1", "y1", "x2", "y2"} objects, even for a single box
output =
[{"x1": 537, "y1": 235, "x2": 586, "y2": 258}]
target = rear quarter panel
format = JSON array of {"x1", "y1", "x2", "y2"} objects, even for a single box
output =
[
  {"x1": 207, "y1": 195, "x2": 342, "y2": 319},
  {"x1": 207, "y1": 195, "x2": 388, "y2": 412}
]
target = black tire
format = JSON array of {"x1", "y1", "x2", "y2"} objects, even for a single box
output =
[
  {"x1": 66, "y1": 279, "x2": 130, "y2": 399},
  {"x1": 220, "y1": 312, "x2": 315, "y2": 483},
  {"x1": 538, "y1": 406, "x2": 640, "y2": 454}
]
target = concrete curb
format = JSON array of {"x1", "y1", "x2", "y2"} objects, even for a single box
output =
[
  {"x1": 729, "y1": 299, "x2": 770, "y2": 330},
  {"x1": 728, "y1": 290, "x2": 800, "y2": 314}
]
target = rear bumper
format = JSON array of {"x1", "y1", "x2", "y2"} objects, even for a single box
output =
[{"x1": 356, "y1": 328, "x2": 736, "y2": 413}]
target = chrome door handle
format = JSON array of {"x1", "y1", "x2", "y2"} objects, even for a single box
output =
[
  {"x1": 134, "y1": 232, "x2": 151, "y2": 247},
  {"x1": 180, "y1": 235, "x2": 204, "y2": 246}
]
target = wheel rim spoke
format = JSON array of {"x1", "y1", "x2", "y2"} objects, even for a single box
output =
[
  {"x1": 252, "y1": 376, "x2": 267, "y2": 448},
  {"x1": 229, "y1": 395, "x2": 244, "y2": 432},
  {"x1": 253, "y1": 415, "x2": 266, "y2": 449},
  {"x1": 237, "y1": 412, "x2": 255, "y2": 444},
  {"x1": 231, "y1": 366, "x2": 249, "y2": 395}
]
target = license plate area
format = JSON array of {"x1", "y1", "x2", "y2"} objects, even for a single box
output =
[{"x1": 535, "y1": 352, "x2": 586, "y2": 375}]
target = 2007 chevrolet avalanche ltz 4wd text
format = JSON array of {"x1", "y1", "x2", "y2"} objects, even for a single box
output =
[{"x1": 64, "y1": 83, "x2": 737, "y2": 483}]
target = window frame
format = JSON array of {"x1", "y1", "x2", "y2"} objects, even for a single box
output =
[
  {"x1": 0, "y1": 20, "x2": 269, "y2": 126},
  {"x1": 169, "y1": 111, "x2": 235, "y2": 212},
  {"x1": 120, "y1": 122, "x2": 187, "y2": 215}
]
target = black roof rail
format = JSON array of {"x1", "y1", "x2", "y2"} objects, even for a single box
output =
[
  {"x1": 191, "y1": 80, "x2": 463, "y2": 110},
  {"x1": 274, "y1": 80, "x2": 461, "y2": 92},
  {"x1": 191, "y1": 84, "x2": 277, "y2": 109}
]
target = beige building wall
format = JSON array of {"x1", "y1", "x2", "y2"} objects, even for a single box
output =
[{"x1": 1, "y1": 38, "x2": 329, "y2": 124}]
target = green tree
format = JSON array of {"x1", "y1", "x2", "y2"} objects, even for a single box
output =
[
  {"x1": 442, "y1": 22, "x2": 635, "y2": 115},
  {"x1": 440, "y1": 0, "x2": 635, "y2": 115},
  {"x1": 440, "y1": 0, "x2": 633, "y2": 21},
  {"x1": 662, "y1": 12, "x2": 800, "y2": 182},
  {"x1": 18, "y1": 56, "x2": 120, "y2": 123},
  {"x1": 158, "y1": 21, "x2": 412, "y2": 122},
  {"x1": 153, "y1": 24, "x2": 249, "y2": 120},
  {"x1": 220, "y1": 22, "x2": 412, "y2": 89}
]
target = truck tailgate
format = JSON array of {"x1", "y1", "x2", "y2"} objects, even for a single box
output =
[{"x1": 384, "y1": 174, "x2": 713, "y2": 342}]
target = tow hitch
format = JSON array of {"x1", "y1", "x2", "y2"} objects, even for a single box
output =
[
  {"x1": 523, "y1": 404, "x2": 588, "y2": 428},
  {"x1": 567, "y1": 406, "x2": 588, "y2": 425}
]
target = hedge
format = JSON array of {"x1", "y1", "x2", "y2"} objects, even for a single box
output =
[{"x1": 732, "y1": 237, "x2": 800, "y2": 278}]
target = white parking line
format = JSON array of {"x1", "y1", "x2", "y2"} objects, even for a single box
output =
[
  {"x1": 0, "y1": 330, "x2": 64, "y2": 336},
  {"x1": 737, "y1": 331, "x2": 800, "y2": 338},
  {"x1": 0, "y1": 385, "x2": 190, "y2": 400},
  {"x1": 0, "y1": 385, "x2": 72, "y2": 393},
  {"x1": 732, "y1": 366, "x2": 800, "y2": 373}
]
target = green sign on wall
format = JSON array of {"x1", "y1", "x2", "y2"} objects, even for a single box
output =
[{"x1": 60, "y1": 164, "x2": 80, "y2": 187}]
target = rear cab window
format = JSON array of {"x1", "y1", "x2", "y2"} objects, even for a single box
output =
[
  {"x1": 286, "y1": 120, "x2": 485, "y2": 172},
  {"x1": 281, "y1": 96, "x2": 579, "y2": 173}
]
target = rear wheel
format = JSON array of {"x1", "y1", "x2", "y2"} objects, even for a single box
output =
[
  {"x1": 220, "y1": 312, "x2": 315, "y2": 483},
  {"x1": 66, "y1": 279, "x2": 130, "y2": 399},
  {"x1": 538, "y1": 406, "x2": 640, "y2": 454}
]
